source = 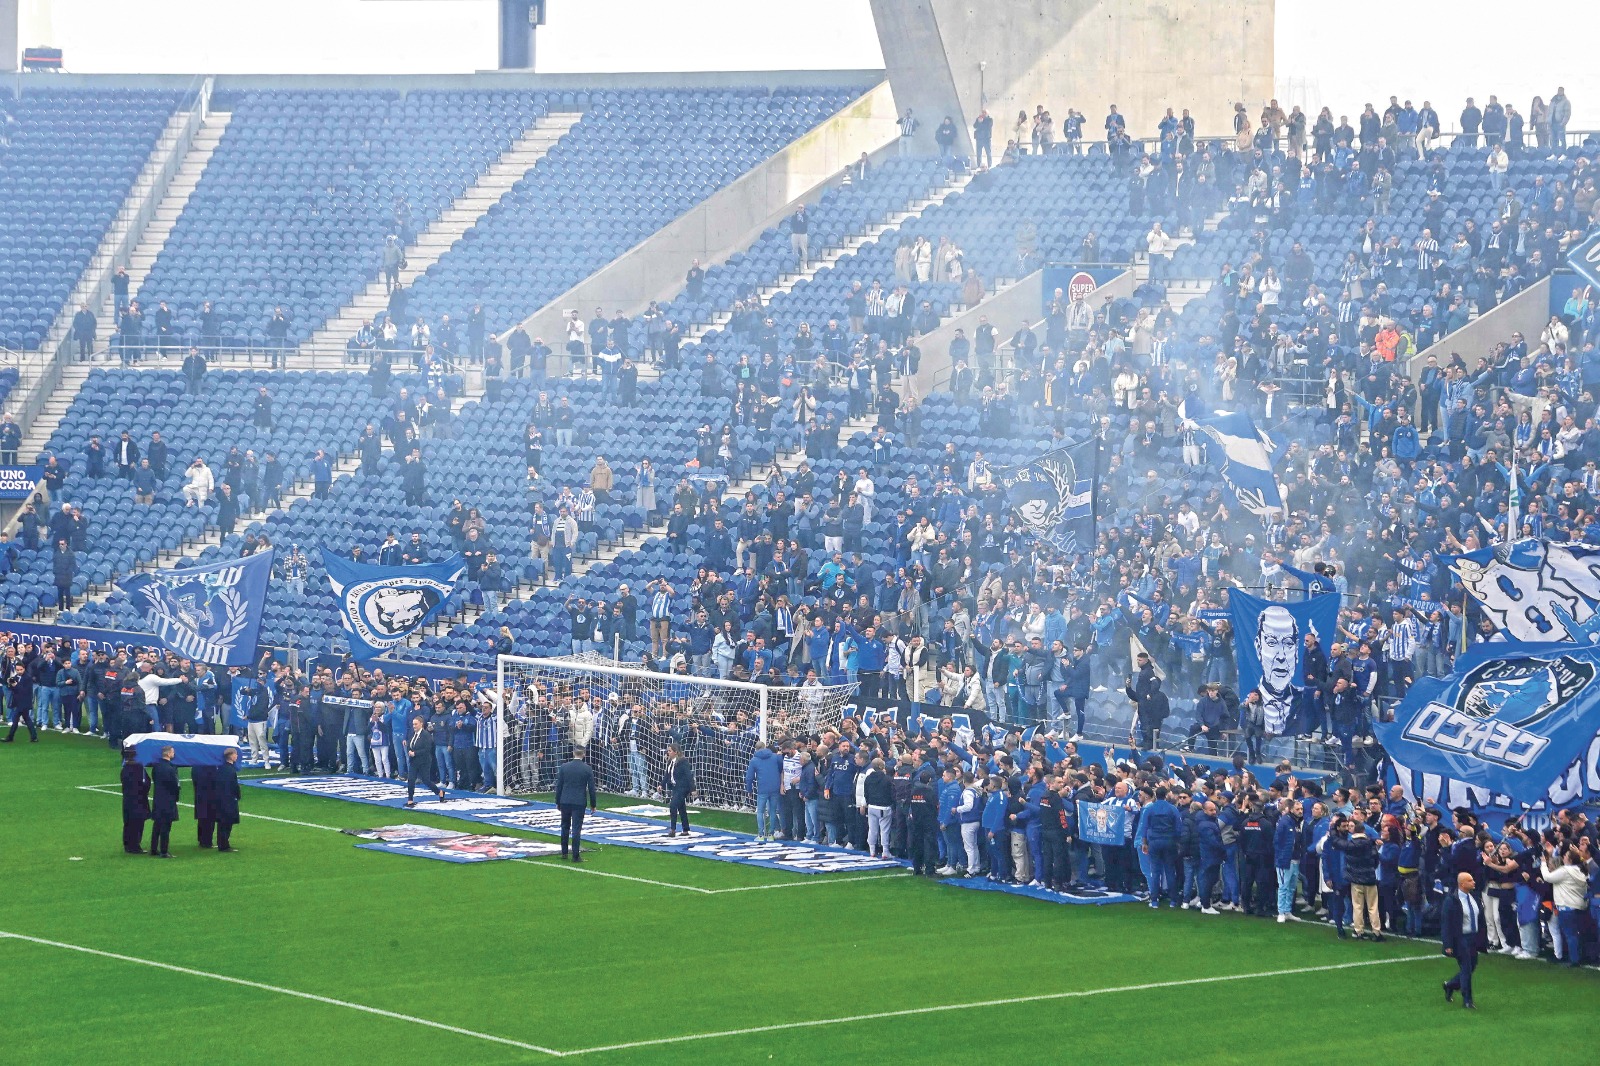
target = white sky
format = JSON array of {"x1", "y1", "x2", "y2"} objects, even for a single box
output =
[{"x1": 19, "y1": 0, "x2": 1600, "y2": 126}]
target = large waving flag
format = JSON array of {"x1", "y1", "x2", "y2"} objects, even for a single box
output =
[
  {"x1": 323, "y1": 551, "x2": 465, "y2": 659},
  {"x1": 1228, "y1": 588, "x2": 1340, "y2": 737},
  {"x1": 1190, "y1": 410, "x2": 1285, "y2": 517},
  {"x1": 120, "y1": 550, "x2": 273, "y2": 666},
  {"x1": 1376, "y1": 638, "x2": 1600, "y2": 806},
  {"x1": 1449, "y1": 538, "x2": 1600, "y2": 642},
  {"x1": 998, "y1": 438, "x2": 1098, "y2": 554}
]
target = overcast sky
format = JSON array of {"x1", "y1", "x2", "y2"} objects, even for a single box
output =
[{"x1": 21, "y1": 0, "x2": 1600, "y2": 127}]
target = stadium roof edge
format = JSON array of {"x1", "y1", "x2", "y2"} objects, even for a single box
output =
[{"x1": 15, "y1": 70, "x2": 888, "y2": 93}]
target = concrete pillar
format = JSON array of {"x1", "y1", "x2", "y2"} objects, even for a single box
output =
[
  {"x1": 871, "y1": 0, "x2": 1274, "y2": 151},
  {"x1": 0, "y1": 0, "x2": 19, "y2": 75}
]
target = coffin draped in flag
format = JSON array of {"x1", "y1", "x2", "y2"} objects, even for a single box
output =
[
  {"x1": 1448, "y1": 538, "x2": 1600, "y2": 642},
  {"x1": 1375, "y1": 639, "x2": 1600, "y2": 807},
  {"x1": 1191, "y1": 410, "x2": 1285, "y2": 517},
  {"x1": 323, "y1": 552, "x2": 465, "y2": 659},
  {"x1": 1229, "y1": 588, "x2": 1340, "y2": 737},
  {"x1": 998, "y1": 438, "x2": 1098, "y2": 554},
  {"x1": 119, "y1": 550, "x2": 272, "y2": 666}
]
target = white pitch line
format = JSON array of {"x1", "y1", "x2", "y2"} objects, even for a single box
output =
[
  {"x1": 0, "y1": 930, "x2": 563, "y2": 1056},
  {"x1": 557, "y1": 955, "x2": 1437, "y2": 1057},
  {"x1": 706, "y1": 871, "x2": 912, "y2": 893},
  {"x1": 508, "y1": 857, "x2": 715, "y2": 894}
]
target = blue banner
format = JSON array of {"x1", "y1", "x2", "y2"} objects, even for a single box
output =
[
  {"x1": 120, "y1": 550, "x2": 273, "y2": 666},
  {"x1": 999, "y1": 439, "x2": 1098, "y2": 554},
  {"x1": 323, "y1": 552, "x2": 465, "y2": 659},
  {"x1": 1448, "y1": 538, "x2": 1600, "y2": 642},
  {"x1": 0, "y1": 465, "x2": 43, "y2": 500},
  {"x1": 1077, "y1": 799, "x2": 1129, "y2": 845},
  {"x1": 1191, "y1": 410, "x2": 1285, "y2": 517},
  {"x1": 1374, "y1": 639, "x2": 1600, "y2": 806},
  {"x1": 356, "y1": 832, "x2": 562, "y2": 863},
  {"x1": 1229, "y1": 588, "x2": 1341, "y2": 737}
]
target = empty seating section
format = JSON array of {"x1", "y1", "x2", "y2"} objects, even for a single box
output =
[
  {"x1": 0, "y1": 88, "x2": 179, "y2": 351},
  {"x1": 21, "y1": 369, "x2": 396, "y2": 621},
  {"x1": 135, "y1": 90, "x2": 551, "y2": 347},
  {"x1": 403, "y1": 88, "x2": 857, "y2": 341}
]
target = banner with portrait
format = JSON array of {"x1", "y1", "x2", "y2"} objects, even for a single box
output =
[{"x1": 1228, "y1": 589, "x2": 1340, "y2": 737}]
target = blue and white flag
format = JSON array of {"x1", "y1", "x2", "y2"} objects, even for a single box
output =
[
  {"x1": 998, "y1": 438, "x2": 1097, "y2": 554},
  {"x1": 1376, "y1": 639, "x2": 1600, "y2": 806},
  {"x1": 1229, "y1": 588, "x2": 1340, "y2": 737},
  {"x1": 1191, "y1": 410, "x2": 1285, "y2": 517},
  {"x1": 120, "y1": 550, "x2": 272, "y2": 666},
  {"x1": 1077, "y1": 799, "x2": 1128, "y2": 845},
  {"x1": 1449, "y1": 538, "x2": 1600, "y2": 642},
  {"x1": 323, "y1": 552, "x2": 464, "y2": 659}
]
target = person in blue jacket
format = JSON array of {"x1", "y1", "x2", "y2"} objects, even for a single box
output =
[
  {"x1": 1195, "y1": 799, "x2": 1225, "y2": 913},
  {"x1": 1140, "y1": 785, "x2": 1182, "y2": 908},
  {"x1": 1053, "y1": 645, "x2": 1092, "y2": 739},
  {"x1": 797, "y1": 751, "x2": 821, "y2": 842},
  {"x1": 744, "y1": 742, "x2": 784, "y2": 842},
  {"x1": 1274, "y1": 797, "x2": 1303, "y2": 921},
  {"x1": 934, "y1": 766, "x2": 963, "y2": 875},
  {"x1": 1218, "y1": 794, "x2": 1245, "y2": 909},
  {"x1": 1316, "y1": 813, "x2": 1351, "y2": 938},
  {"x1": 822, "y1": 745, "x2": 856, "y2": 847},
  {"x1": 981, "y1": 776, "x2": 1010, "y2": 882},
  {"x1": 1023, "y1": 769, "x2": 1048, "y2": 883}
]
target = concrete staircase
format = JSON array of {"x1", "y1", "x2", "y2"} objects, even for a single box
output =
[
  {"x1": 17, "y1": 364, "x2": 94, "y2": 465},
  {"x1": 125, "y1": 112, "x2": 233, "y2": 300},
  {"x1": 300, "y1": 112, "x2": 583, "y2": 355},
  {"x1": 678, "y1": 169, "x2": 979, "y2": 349}
]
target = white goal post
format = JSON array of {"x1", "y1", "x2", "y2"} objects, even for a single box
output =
[{"x1": 495, "y1": 653, "x2": 857, "y2": 810}]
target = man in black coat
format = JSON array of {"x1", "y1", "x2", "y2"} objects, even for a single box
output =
[
  {"x1": 193, "y1": 762, "x2": 219, "y2": 848},
  {"x1": 661, "y1": 742, "x2": 695, "y2": 837},
  {"x1": 150, "y1": 746, "x2": 180, "y2": 858},
  {"x1": 2, "y1": 662, "x2": 37, "y2": 742},
  {"x1": 554, "y1": 746, "x2": 597, "y2": 861},
  {"x1": 120, "y1": 747, "x2": 151, "y2": 853},
  {"x1": 215, "y1": 747, "x2": 242, "y2": 852},
  {"x1": 1124, "y1": 658, "x2": 1170, "y2": 750}
]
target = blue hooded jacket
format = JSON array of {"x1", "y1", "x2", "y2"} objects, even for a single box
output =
[
  {"x1": 1273, "y1": 812, "x2": 1298, "y2": 867},
  {"x1": 744, "y1": 747, "x2": 783, "y2": 795},
  {"x1": 1142, "y1": 798, "x2": 1181, "y2": 848},
  {"x1": 981, "y1": 789, "x2": 1008, "y2": 832}
]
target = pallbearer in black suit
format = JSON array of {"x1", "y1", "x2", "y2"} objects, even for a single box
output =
[
  {"x1": 120, "y1": 747, "x2": 150, "y2": 854},
  {"x1": 215, "y1": 747, "x2": 241, "y2": 852},
  {"x1": 554, "y1": 746, "x2": 597, "y2": 862},
  {"x1": 193, "y1": 761, "x2": 219, "y2": 848},
  {"x1": 150, "y1": 746, "x2": 180, "y2": 858},
  {"x1": 1441, "y1": 871, "x2": 1486, "y2": 1009}
]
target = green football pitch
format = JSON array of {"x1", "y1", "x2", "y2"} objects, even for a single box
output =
[{"x1": 4, "y1": 735, "x2": 1594, "y2": 1064}]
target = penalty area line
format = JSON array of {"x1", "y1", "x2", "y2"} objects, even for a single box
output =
[
  {"x1": 0, "y1": 930, "x2": 564, "y2": 1056},
  {"x1": 557, "y1": 954, "x2": 1437, "y2": 1056}
]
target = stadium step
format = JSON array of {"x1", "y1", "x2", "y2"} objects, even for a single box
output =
[
  {"x1": 124, "y1": 113, "x2": 234, "y2": 287},
  {"x1": 679, "y1": 168, "x2": 981, "y2": 348},
  {"x1": 297, "y1": 112, "x2": 584, "y2": 355},
  {"x1": 15, "y1": 364, "x2": 96, "y2": 467},
  {"x1": 7, "y1": 83, "x2": 217, "y2": 448}
]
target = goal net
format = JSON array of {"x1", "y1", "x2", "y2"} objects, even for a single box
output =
[{"x1": 495, "y1": 653, "x2": 857, "y2": 810}]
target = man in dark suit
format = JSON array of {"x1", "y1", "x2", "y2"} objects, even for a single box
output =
[
  {"x1": 120, "y1": 747, "x2": 150, "y2": 854},
  {"x1": 1441, "y1": 870, "x2": 1486, "y2": 1009},
  {"x1": 404, "y1": 715, "x2": 445, "y2": 807},
  {"x1": 193, "y1": 761, "x2": 219, "y2": 848},
  {"x1": 150, "y1": 746, "x2": 181, "y2": 858},
  {"x1": 215, "y1": 747, "x2": 242, "y2": 852},
  {"x1": 662, "y1": 742, "x2": 695, "y2": 837},
  {"x1": 555, "y1": 746, "x2": 597, "y2": 862}
]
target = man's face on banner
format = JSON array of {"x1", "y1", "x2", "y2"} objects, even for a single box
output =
[{"x1": 1256, "y1": 607, "x2": 1299, "y2": 695}]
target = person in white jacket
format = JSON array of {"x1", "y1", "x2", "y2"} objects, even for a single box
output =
[
  {"x1": 1541, "y1": 843, "x2": 1591, "y2": 967},
  {"x1": 182, "y1": 458, "x2": 214, "y2": 507},
  {"x1": 567, "y1": 699, "x2": 595, "y2": 754}
]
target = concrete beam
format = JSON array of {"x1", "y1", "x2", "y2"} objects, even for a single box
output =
[
  {"x1": 27, "y1": 70, "x2": 887, "y2": 93},
  {"x1": 1406, "y1": 276, "x2": 1551, "y2": 380},
  {"x1": 871, "y1": 0, "x2": 1274, "y2": 149},
  {"x1": 512, "y1": 80, "x2": 901, "y2": 362}
]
